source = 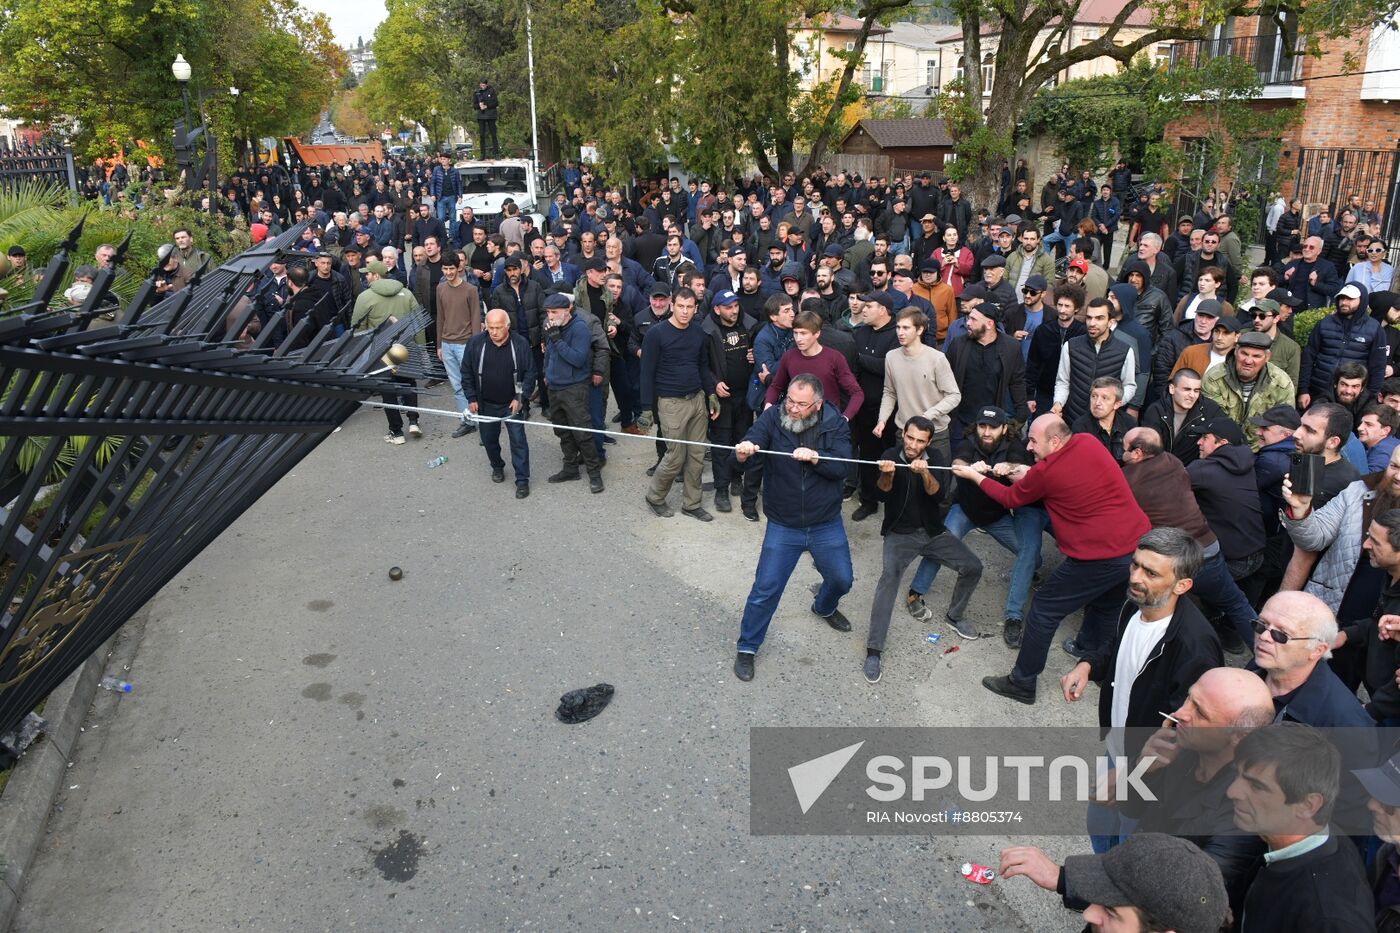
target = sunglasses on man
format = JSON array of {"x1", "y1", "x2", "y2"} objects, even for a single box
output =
[{"x1": 1252, "y1": 619, "x2": 1324, "y2": 645}]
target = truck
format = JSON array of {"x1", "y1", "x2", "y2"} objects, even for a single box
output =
[
  {"x1": 280, "y1": 137, "x2": 384, "y2": 168},
  {"x1": 453, "y1": 158, "x2": 549, "y2": 233}
]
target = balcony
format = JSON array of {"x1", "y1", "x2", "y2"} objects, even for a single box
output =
[{"x1": 1168, "y1": 35, "x2": 1305, "y2": 98}]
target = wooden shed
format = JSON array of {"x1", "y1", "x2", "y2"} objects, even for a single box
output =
[{"x1": 838, "y1": 119, "x2": 954, "y2": 172}]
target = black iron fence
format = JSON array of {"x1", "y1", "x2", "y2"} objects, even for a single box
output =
[
  {"x1": 0, "y1": 222, "x2": 426, "y2": 742},
  {"x1": 0, "y1": 146, "x2": 78, "y2": 194},
  {"x1": 1167, "y1": 34, "x2": 1303, "y2": 87}
]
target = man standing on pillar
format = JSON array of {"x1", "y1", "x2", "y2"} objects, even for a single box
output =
[{"x1": 473, "y1": 79, "x2": 499, "y2": 158}]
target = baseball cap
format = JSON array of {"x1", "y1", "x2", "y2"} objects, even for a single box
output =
[
  {"x1": 543, "y1": 293, "x2": 572, "y2": 309},
  {"x1": 342, "y1": 243, "x2": 363, "y2": 255},
  {"x1": 1251, "y1": 298, "x2": 1281, "y2": 315},
  {"x1": 1024, "y1": 274, "x2": 1048, "y2": 292},
  {"x1": 649, "y1": 282, "x2": 672, "y2": 298},
  {"x1": 919, "y1": 259, "x2": 941, "y2": 274},
  {"x1": 365, "y1": 260, "x2": 389, "y2": 276},
  {"x1": 1212, "y1": 315, "x2": 1244, "y2": 333},
  {"x1": 1267, "y1": 286, "x2": 1304, "y2": 310},
  {"x1": 959, "y1": 283, "x2": 988, "y2": 302},
  {"x1": 861, "y1": 291, "x2": 894, "y2": 311},
  {"x1": 727, "y1": 244, "x2": 745, "y2": 257},
  {"x1": 713, "y1": 288, "x2": 739, "y2": 306},
  {"x1": 1337, "y1": 283, "x2": 1363, "y2": 301},
  {"x1": 1249, "y1": 404, "x2": 1300, "y2": 430},
  {"x1": 822, "y1": 243, "x2": 845, "y2": 257},
  {"x1": 1237, "y1": 330, "x2": 1274, "y2": 350},
  {"x1": 1355, "y1": 750, "x2": 1400, "y2": 807},
  {"x1": 1062, "y1": 833, "x2": 1228, "y2": 933},
  {"x1": 1193, "y1": 415, "x2": 1247, "y2": 445},
  {"x1": 973, "y1": 407, "x2": 1008, "y2": 427},
  {"x1": 582, "y1": 256, "x2": 607, "y2": 272},
  {"x1": 1194, "y1": 299, "x2": 1223, "y2": 319},
  {"x1": 1068, "y1": 257, "x2": 1089, "y2": 274},
  {"x1": 6, "y1": 245, "x2": 25, "y2": 257},
  {"x1": 980, "y1": 254, "x2": 1005, "y2": 269}
]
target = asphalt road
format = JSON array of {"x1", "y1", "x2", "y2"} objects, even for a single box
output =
[{"x1": 15, "y1": 391, "x2": 1094, "y2": 932}]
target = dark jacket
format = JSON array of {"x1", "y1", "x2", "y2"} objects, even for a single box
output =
[
  {"x1": 700, "y1": 309, "x2": 757, "y2": 392},
  {"x1": 1188, "y1": 443, "x2": 1266, "y2": 559},
  {"x1": 491, "y1": 279, "x2": 544, "y2": 346},
  {"x1": 1118, "y1": 255, "x2": 1177, "y2": 308},
  {"x1": 851, "y1": 319, "x2": 900, "y2": 419},
  {"x1": 876, "y1": 443, "x2": 949, "y2": 537},
  {"x1": 543, "y1": 312, "x2": 594, "y2": 388},
  {"x1": 739, "y1": 401, "x2": 852, "y2": 528},
  {"x1": 1282, "y1": 255, "x2": 1342, "y2": 309},
  {"x1": 945, "y1": 331, "x2": 1030, "y2": 423},
  {"x1": 1025, "y1": 319, "x2": 1085, "y2": 407},
  {"x1": 1122, "y1": 451, "x2": 1220, "y2": 550},
  {"x1": 1121, "y1": 259, "x2": 1175, "y2": 342},
  {"x1": 1174, "y1": 249, "x2": 1238, "y2": 306},
  {"x1": 1140, "y1": 393, "x2": 1224, "y2": 465},
  {"x1": 1083, "y1": 597, "x2": 1223, "y2": 761},
  {"x1": 1256, "y1": 437, "x2": 1296, "y2": 535},
  {"x1": 1062, "y1": 332, "x2": 1132, "y2": 424},
  {"x1": 1340, "y1": 574, "x2": 1400, "y2": 721},
  {"x1": 1299, "y1": 285, "x2": 1385, "y2": 397},
  {"x1": 936, "y1": 196, "x2": 973, "y2": 238},
  {"x1": 1152, "y1": 319, "x2": 1206, "y2": 404},
  {"x1": 1237, "y1": 833, "x2": 1373, "y2": 933},
  {"x1": 1070, "y1": 409, "x2": 1136, "y2": 461},
  {"x1": 472, "y1": 84, "x2": 499, "y2": 120},
  {"x1": 460, "y1": 330, "x2": 534, "y2": 406}
]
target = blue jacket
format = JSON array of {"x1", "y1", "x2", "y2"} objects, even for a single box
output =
[
  {"x1": 430, "y1": 164, "x2": 462, "y2": 199},
  {"x1": 461, "y1": 331, "x2": 535, "y2": 406},
  {"x1": 1299, "y1": 284, "x2": 1384, "y2": 396},
  {"x1": 1255, "y1": 437, "x2": 1295, "y2": 535},
  {"x1": 740, "y1": 401, "x2": 852, "y2": 528},
  {"x1": 749, "y1": 322, "x2": 795, "y2": 411},
  {"x1": 543, "y1": 313, "x2": 593, "y2": 388},
  {"x1": 1089, "y1": 196, "x2": 1121, "y2": 229}
]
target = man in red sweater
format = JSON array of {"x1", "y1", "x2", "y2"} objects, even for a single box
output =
[
  {"x1": 763, "y1": 309, "x2": 864, "y2": 420},
  {"x1": 952, "y1": 414, "x2": 1150, "y2": 704}
]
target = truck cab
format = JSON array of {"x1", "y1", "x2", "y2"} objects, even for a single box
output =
[{"x1": 453, "y1": 158, "x2": 546, "y2": 233}]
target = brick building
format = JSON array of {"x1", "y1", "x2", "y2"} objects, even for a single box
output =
[{"x1": 1164, "y1": 14, "x2": 1400, "y2": 234}]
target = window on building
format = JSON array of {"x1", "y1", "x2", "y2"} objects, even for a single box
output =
[
  {"x1": 955, "y1": 54, "x2": 966, "y2": 82},
  {"x1": 845, "y1": 41, "x2": 856, "y2": 52},
  {"x1": 927, "y1": 59, "x2": 939, "y2": 89},
  {"x1": 981, "y1": 52, "x2": 995, "y2": 93}
]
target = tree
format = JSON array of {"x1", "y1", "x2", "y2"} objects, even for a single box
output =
[
  {"x1": 936, "y1": 0, "x2": 1396, "y2": 211},
  {"x1": 358, "y1": 0, "x2": 456, "y2": 148}
]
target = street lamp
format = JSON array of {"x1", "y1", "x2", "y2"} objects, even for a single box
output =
[{"x1": 171, "y1": 54, "x2": 193, "y2": 134}]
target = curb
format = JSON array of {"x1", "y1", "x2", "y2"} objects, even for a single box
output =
[{"x1": 0, "y1": 634, "x2": 113, "y2": 933}]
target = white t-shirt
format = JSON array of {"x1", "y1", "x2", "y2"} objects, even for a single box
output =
[{"x1": 1105, "y1": 611, "x2": 1172, "y2": 759}]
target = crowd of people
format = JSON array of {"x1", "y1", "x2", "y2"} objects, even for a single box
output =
[{"x1": 15, "y1": 149, "x2": 1400, "y2": 930}]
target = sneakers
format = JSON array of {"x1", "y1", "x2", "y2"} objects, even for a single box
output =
[
  {"x1": 647, "y1": 498, "x2": 675, "y2": 518},
  {"x1": 588, "y1": 472, "x2": 605, "y2": 494},
  {"x1": 741, "y1": 504, "x2": 760, "y2": 522},
  {"x1": 842, "y1": 485, "x2": 857, "y2": 501},
  {"x1": 384, "y1": 433, "x2": 406, "y2": 445},
  {"x1": 863, "y1": 653, "x2": 882, "y2": 684},
  {"x1": 905, "y1": 593, "x2": 934, "y2": 622},
  {"x1": 983, "y1": 674, "x2": 1036, "y2": 705},
  {"x1": 491, "y1": 466, "x2": 506, "y2": 483},
  {"x1": 452, "y1": 421, "x2": 477, "y2": 438},
  {"x1": 734, "y1": 651, "x2": 755, "y2": 682},
  {"x1": 1003, "y1": 618, "x2": 1024, "y2": 648},
  {"x1": 1062, "y1": 638, "x2": 1091, "y2": 661},
  {"x1": 850, "y1": 502, "x2": 878, "y2": 522},
  {"x1": 407, "y1": 423, "x2": 422, "y2": 438},
  {"x1": 945, "y1": 615, "x2": 980, "y2": 640},
  {"x1": 547, "y1": 468, "x2": 581, "y2": 483},
  {"x1": 682, "y1": 507, "x2": 714, "y2": 523},
  {"x1": 515, "y1": 484, "x2": 530, "y2": 499},
  {"x1": 713, "y1": 490, "x2": 732, "y2": 513}
]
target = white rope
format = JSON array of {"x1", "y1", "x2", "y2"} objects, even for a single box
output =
[{"x1": 359, "y1": 399, "x2": 955, "y2": 470}]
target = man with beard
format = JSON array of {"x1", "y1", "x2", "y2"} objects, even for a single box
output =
[
  {"x1": 945, "y1": 301, "x2": 1028, "y2": 444},
  {"x1": 850, "y1": 292, "x2": 901, "y2": 522},
  {"x1": 954, "y1": 415, "x2": 1150, "y2": 703},
  {"x1": 1059, "y1": 527, "x2": 1223, "y2": 851},
  {"x1": 861, "y1": 415, "x2": 984, "y2": 683},
  {"x1": 1053, "y1": 298, "x2": 1136, "y2": 425},
  {"x1": 1026, "y1": 284, "x2": 1086, "y2": 415},
  {"x1": 701, "y1": 289, "x2": 757, "y2": 514},
  {"x1": 732, "y1": 375, "x2": 854, "y2": 682},
  {"x1": 1299, "y1": 282, "x2": 1384, "y2": 404},
  {"x1": 907, "y1": 407, "x2": 1046, "y2": 646},
  {"x1": 1201, "y1": 332, "x2": 1296, "y2": 450}
]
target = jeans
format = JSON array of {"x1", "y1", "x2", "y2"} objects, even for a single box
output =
[
  {"x1": 435, "y1": 195, "x2": 456, "y2": 229},
  {"x1": 440, "y1": 341, "x2": 468, "y2": 416},
  {"x1": 1010, "y1": 552, "x2": 1133, "y2": 690},
  {"x1": 1191, "y1": 552, "x2": 1258, "y2": 647},
  {"x1": 649, "y1": 392, "x2": 708, "y2": 511},
  {"x1": 912, "y1": 505, "x2": 1048, "y2": 621},
  {"x1": 588, "y1": 380, "x2": 610, "y2": 459},
  {"x1": 738, "y1": 517, "x2": 853, "y2": 654},
  {"x1": 868, "y1": 529, "x2": 982, "y2": 650},
  {"x1": 477, "y1": 401, "x2": 530, "y2": 483},
  {"x1": 1042, "y1": 228, "x2": 1077, "y2": 258},
  {"x1": 548, "y1": 381, "x2": 601, "y2": 474},
  {"x1": 1088, "y1": 802, "x2": 1137, "y2": 854},
  {"x1": 381, "y1": 376, "x2": 419, "y2": 435}
]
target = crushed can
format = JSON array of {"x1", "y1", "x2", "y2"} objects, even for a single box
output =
[{"x1": 961, "y1": 863, "x2": 995, "y2": 884}]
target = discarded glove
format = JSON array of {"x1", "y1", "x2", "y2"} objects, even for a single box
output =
[{"x1": 555, "y1": 683, "x2": 615, "y2": 724}]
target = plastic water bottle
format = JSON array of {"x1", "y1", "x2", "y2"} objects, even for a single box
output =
[
  {"x1": 427, "y1": 455, "x2": 448, "y2": 469},
  {"x1": 99, "y1": 676, "x2": 133, "y2": 693}
]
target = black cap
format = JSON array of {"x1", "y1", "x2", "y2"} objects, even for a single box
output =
[
  {"x1": 1267, "y1": 286, "x2": 1305, "y2": 309},
  {"x1": 1024, "y1": 274, "x2": 1048, "y2": 292},
  {"x1": 1194, "y1": 299, "x2": 1223, "y2": 319},
  {"x1": 649, "y1": 282, "x2": 672, "y2": 298},
  {"x1": 861, "y1": 291, "x2": 895, "y2": 310},
  {"x1": 973, "y1": 407, "x2": 1008, "y2": 427},
  {"x1": 6, "y1": 245, "x2": 25, "y2": 257},
  {"x1": 1248, "y1": 404, "x2": 1301, "y2": 430},
  {"x1": 1193, "y1": 416, "x2": 1247, "y2": 445},
  {"x1": 582, "y1": 256, "x2": 607, "y2": 272},
  {"x1": 919, "y1": 259, "x2": 941, "y2": 274},
  {"x1": 543, "y1": 293, "x2": 572, "y2": 309},
  {"x1": 1211, "y1": 315, "x2": 1245, "y2": 333},
  {"x1": 960, "y1": 283, "x2": 988, "y2": 302}
]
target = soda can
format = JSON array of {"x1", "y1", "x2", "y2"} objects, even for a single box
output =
[{"x1": 961, "y1": 862, "x2": 995, "y2": 884}]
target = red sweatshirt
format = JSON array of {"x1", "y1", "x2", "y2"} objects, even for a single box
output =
[
  {"x1": 764, "y1": 345, "x2": 865, "y2": 420},
  {"x1": 978, "y1": 432, "x2": 1149, "y2": 561}
]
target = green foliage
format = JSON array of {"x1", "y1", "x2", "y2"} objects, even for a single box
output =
[
  {"x1": 0, "y1": 0, "x2": 345, "y2": 167},
  {"x1": 1022, "y1": 59, "x2": 1169, "y2": 173},
  {"x1": 1291, "y1": 307, "x2": 1330, "y2": 348},
  {"x1": 358, "y1": 0, "x2": 457, "y2": 148}
]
